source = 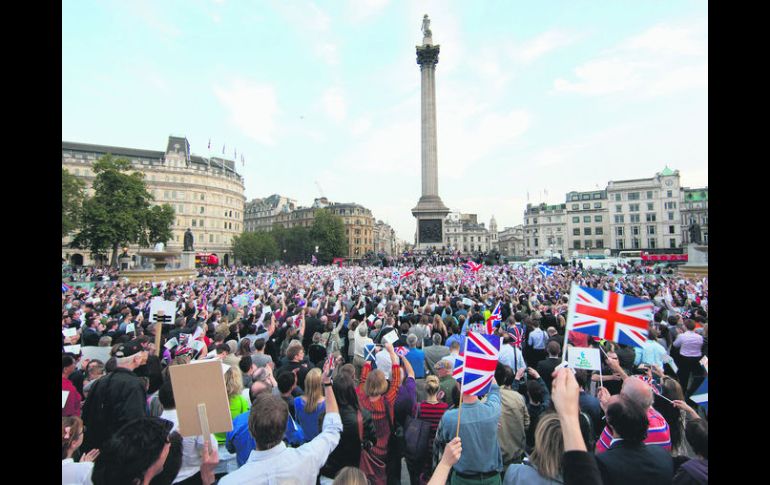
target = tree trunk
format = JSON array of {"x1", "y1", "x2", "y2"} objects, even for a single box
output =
[{"x1": 111, "y1": 242, "x2": 119, "y2": 268}]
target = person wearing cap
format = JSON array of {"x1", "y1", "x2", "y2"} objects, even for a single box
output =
[{"x1": 81, "y1": 339, "x2": 149, "y2": 453}]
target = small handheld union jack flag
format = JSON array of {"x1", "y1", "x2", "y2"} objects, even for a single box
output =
[
  {"x1": 463, "y1": 261, "x2": 483, "y2": 273},
  {"x1": 399, "y1": 270, "x2": 415, "y2": 281},
  {"x1": 460, "y1": 332, "x2": 501, "y2": 396},
  {"x1": 485, "y1": 301, "x2": 502, "y2": 334},
  {"x1": 62, "y1": 283, "x2": 72, "y2": 293},
  {"x1": 507, "y1": 325, "x2": 524, "y2": 348}
]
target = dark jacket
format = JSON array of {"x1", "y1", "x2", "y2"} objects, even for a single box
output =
[
  {"x1": 320, "y1": 404, "x2": 376, "y2": 479},
  {"x1": 673, "y1": 458, "x2": 707, "y2": 485},
  {"x1": 81, "y1": 367, "x2": 147, "y2": 452},
  {"x1": 596, "y1": 440, "x2": 674, "y2": 485}
]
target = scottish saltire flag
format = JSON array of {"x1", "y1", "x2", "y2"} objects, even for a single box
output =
[
  {"x1": 62, "y1": 282, "x2": 72, "y2": 293},
  {"x1": 537, "y1": 264, "x2": 555, "y2": 277},
  {"x1": 395, "y1": 346, "x2": 409, "y2": 357},
  {"x1": 364, "y1": 344, "x2": 377, "y2": 363},
  {"x1": 452, "y1": 356, "x2": 464, "y2": 382},
  {"x1": 566, "y1": 283, "x2": 653, "y2": 348},
  {"x1": 460, "y1": 332, "x2": 501, "y2": 396},
  {"x1": 463, "y1": 261, "x2": 483, "y2": 273},
  {"x1": 485, "y1": 302, "x2": 502, "y2": 334},
  {"x1": 691, "y1": 378, "x2": 708, "y2": 410}
]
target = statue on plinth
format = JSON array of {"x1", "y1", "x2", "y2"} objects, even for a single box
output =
[
  {"x1": 184, "y1": 228, "x2": 194, "y2": 251},
  {"x1": 688, "y1": 222, "x2": 702, "y2": 245}
]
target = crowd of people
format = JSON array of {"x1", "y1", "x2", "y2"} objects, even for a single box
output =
[{"x1": 62, "y1": 261, "x2": 708, "y2": 484}]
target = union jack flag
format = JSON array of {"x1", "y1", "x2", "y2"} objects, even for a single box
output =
[
  {"x1": 537, "y1": 264, "x2": 555, "y2": 277},
  {"x1": 453, "y1": 356, "x2": 464, "y2": 382},
  {"x1": 392, "y1": 270, "x2": 401, "y2": 281},
  {"x1": 62, "y1": 282, "x2": 72, "y2": 293},
  {"x1": 460, "y1": 332, "x2": 501, "y2": 396},
  {"x1": 395, "y1": 346, "x2": 409, "y2": 357},
  {"x1": 400, "y1": 270, "x2": 415, "y2": 281},
  {"x1": 463, "y1": 261, "x2": 483, "y2": 273},
  {"x1": 485, "y1": 301, "x2": 502, "y2": 334},
  {"x1": 691, "y1": 378, "x2": 708, "y2": 410},
  {"x1": 507, "y1": 325, "x2": 524, "y2": 348},
  {"x1": 567, "y1": 283, "x2": 653, "y2": 349}
]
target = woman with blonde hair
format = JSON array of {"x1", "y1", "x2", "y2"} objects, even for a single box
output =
[
  {"x1": 62, "y1": 416, "x2": 99, "y2": 484},
  {"x1": 332, "y1": 466, "x2": 369, "y2": 485},
  {"x1": 504, "y1": 412, "x2": 564, "y2": 484},
  {"x1": 214, "y1": 356, "x2": 250, "y2": 474},
  {"x1": 294, "y1": 368, "x2": 327, "y2": 442},
  {"x1": 412, "y1": 374, "x2": 449, "y2": 484}
]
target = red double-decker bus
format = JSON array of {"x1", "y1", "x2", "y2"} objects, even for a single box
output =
[
  {"x1": 195, "y1": 253, "x2": 219, "y2": 267},
  {"x1": 641, "y1": 252, "x2": 688, "y2": 262}
]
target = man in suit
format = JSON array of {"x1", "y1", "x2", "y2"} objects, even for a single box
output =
[
  {"x1": 535, "y1": 340, "x2": 562, "y2": 391},
  {"x1": 596, "y1": 394, "x2": 674, "y2": 484}
]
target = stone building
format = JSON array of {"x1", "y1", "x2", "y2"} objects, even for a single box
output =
[
  {"x1": 523, "y1": 203, "x2": 568, "y2": 257},
  {"x1": 497, "y1": 225, "x2": 525, "y2": 258},
  {"x1": 565, "y1": 189, "x2": 610, "y2": 256},
  {"x1": 273, "y1": 198, "x2": 375, "y2": 260},
  {"x1": 244, "y1": 194, "x2": 296, "y2": 233},
  {"x1": 680, "y1": 187, "x2": 708, "y2": 245},
  {"x1": 62, "y1": 136, "x2": 245, "y2": 267},
  {"x1": 443, "y1": 212, "x2": 492, "y2": 254},
  {"x1": 373, "y1": 220, "x2": 397, "y2": 256},
  {"x1": 606, "y1": 167, "x2": 682, "y2": 253}
]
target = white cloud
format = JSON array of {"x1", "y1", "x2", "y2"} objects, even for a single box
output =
[
  {"x1": 350, "y1": 117, "x2": 372, "y2": 136},
  {"x1": 553, "y1": 20, "x2": 707, "y2": 97},
  {"x1": 314, "y1": 42, "x2": 340, "y2": 66},
  {"x1": 510, "y1": 30, "x2": 580, "y2": 63},
  {"x1": 349, "y1": 0, "x2": 390, "y2": 22},
  {"x1": 213, "y1": 79, "x2": 279, "y2": 145},
  {"x1": 321, "y1": 87, "x2": 347, "y2": 122}
]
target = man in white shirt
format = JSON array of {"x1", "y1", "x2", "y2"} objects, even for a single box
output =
[{"x1": 219, "y1": 365, "x2": 343, "y2": 485}]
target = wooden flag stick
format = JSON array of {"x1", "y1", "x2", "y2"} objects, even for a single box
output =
[
  {"x1": 154, "y1": 311, "x2": 164, "y2": 357},
  {"x1": 197, "y1": 403, "x2": 210, "y2": 439},
  {"x1": 455, "y1": 398, "x2": 463, "y2": 438}
]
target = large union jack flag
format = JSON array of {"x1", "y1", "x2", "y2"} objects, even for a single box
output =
[
  {"x1": 460, "y1": 332, "x2": 501, "y2": 396},
  {"x1": 485, "y1": 301, "x2": 502, "y2": 334},
  {"x1": 567, "y1": 283, "x2": 653, "y2": 348},
  {"x1": 463, "y1": 261, "x2": 483, "y2": 273}
]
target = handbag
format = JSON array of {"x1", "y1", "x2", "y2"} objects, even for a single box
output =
[
  {"x1": 358, "y1": 410, "x2": 386, "y2": 485},
  {"x1": 403, "y1": 404, "x2": 433, "y2": 468}
]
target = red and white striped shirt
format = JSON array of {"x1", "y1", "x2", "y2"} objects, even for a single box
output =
[{"x1": 595, "y1": 406, "x2": 671, "y2": 454}]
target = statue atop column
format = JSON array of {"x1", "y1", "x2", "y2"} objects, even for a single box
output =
[
  {"x1": 183, "y1": 228, "x2": 194, "y2": 251},
  {"x1": 421, "y1": 14, "x2": 432, "y2": 42}
]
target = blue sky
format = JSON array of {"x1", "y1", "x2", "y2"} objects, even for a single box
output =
[{"x1": 62, "y1": 0, "x2": 708, "y2": 242}]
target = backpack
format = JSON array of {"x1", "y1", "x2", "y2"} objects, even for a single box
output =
[
  {"x1": 403, "y1": 404, "x2": 433, "y2": 468},
  {"x1": 81, "y1": 373, "x2": 116, "y2": 452}
]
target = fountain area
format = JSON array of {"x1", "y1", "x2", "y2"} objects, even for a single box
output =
[{"x1": 120, "y1": 245, "x2": 197, "y2": 283}]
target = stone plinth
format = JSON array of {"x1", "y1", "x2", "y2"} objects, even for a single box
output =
[
  {"x1": 121, "y1": 268, "x2": 197, "y2": 284},
  {"x1": 679, "y1": 244, "x2": 708, "y2": 277},
  {"x1": 181, "y1": 251, "x2": 196, "y2": 270}
]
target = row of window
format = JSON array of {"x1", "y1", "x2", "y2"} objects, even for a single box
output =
[
  {"x1": 572, "y1": 227, "x2": 604, "y2": 235},
  {"x1": 612, "y1": 190, "x2": 676, "y2": 202},
  {"x1": 614, "y1": 213, "x2": 675, "y2": 223},
  {"x1": 614, "y1": 225, "x2": 677, "y2": 236},
  {"x1": 571, "y1": 203, "x2": 603, "y2": 210},
  {"x1": 615, "y1": 239, "x2": 678, "y2": 250},
  {"x1": 572, "y1": 240, "x2": 605, "y2": 249},
  {"x1": 569, "y1": 193, "x2": 604, "y2": 201},
  {"x1": 572, "y1": 215, "x2": 603, "y2": 223}
]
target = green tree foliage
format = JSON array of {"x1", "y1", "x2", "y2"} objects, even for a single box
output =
[
  {"x1": 311, "y1": 209, "x2": 348, "y2": 264},
  {"x1": 232, "y1": 231, "x2": 279, "y2": 265},
  {"x1": 62, "y1": 168, "x2": 86, "y2": 237},
  {"x1": 70, "y1": 154, "x2": 174, "y2": 267}
]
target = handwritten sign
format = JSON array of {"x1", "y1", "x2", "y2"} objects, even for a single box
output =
[{"x1": 150, "y1": 299, "x2": 177, "y2": 324}]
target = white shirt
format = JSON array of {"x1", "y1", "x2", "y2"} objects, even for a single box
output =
[
  {"x1": 160, "y1": 409, "x2": 218, "y2": 483},
  {"x1": 218, "y1": 412, "x2": 343, "y2": 485},
  {"x1": 62, "y1": 459, "x2": 93, "y2": 485},
  {"x1": 498, "y1": 344, "x2": 526, "y2": 371}
]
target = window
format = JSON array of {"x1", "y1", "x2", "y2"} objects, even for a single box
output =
[
  {"x1": 584, "y1": 228, "x2": 592, "y2": 235},
  {"x1": 581, "y1": 194, "x2": 590, "y2": 200},
  {"x1": 614, "y1": 193, "x2": 622, "y2": 201},
  {"x1": 648, "y1": 239, "x2": 657, "y2": 249},
  {"x1": 533, "y1": 238, "x2": 539, "y2": 247},
  {"x1": 646, "y1": 191, "x2": 653, "y2": 199},
  {"x1": 572, "y1": 204, "x2": 579, "y2": 210},
  {"x1": 596, "y1": 240, "x2": 604, "y2": 248},
  {"x1": 199, "y1": 219, "x2": 204, "y2": 227},
  {"x1": 647, "y1": 226, "x2": 655, "y2": 235},
  {"x1": 669, "y1": 225, "x2": 676, "y2": 234},
  {"x1": 668, "y1": 211, "x2": 675, "y2": 221},
  {"x1": 615, "y1": 205, "x2": 622, "y2": 213},
  {"x1": 595, "y1": 227, "x2": 603, "y2": 235},
  {"x1": 593, "y1": 193, "x2": 601, "y2": 199},
  {"x1": 667, "y1": 190, "x2": 673, "y2": 198},
  {"x1": 614, "y1": 215, "x2": 624, "y2": 224},
  {"x1": 573, "y1": 241, "x2": 581, "y2": 249},
  {"x1": 670, "y1": 238, "x2": 677, "y2": 248},
  {"x1": 572, "y1": 217, "x2": 580, "y2": 223},
  {"x1": 584, "y1": 240, "x2": 592, "y2": 248},
  {"x1": 209, "y1": 234, "x2": 214, "y2": 243},
  {"x1": 571, "y1": 195, "x2": 580, "y2": 201},
  {"x1": 629, "y1": 204, "x2": 639, "y2": 212},
  {"x1": 573, "y1": 228, "x2": 580, "y2": 235},
  {"x1": 630, "y1": 214, "x2": 640, "y2": 223},
  {"x1": 617, "y1": 239, "x2": 625, "y2": 249},
  {"x1": 632, "y1": 238, "x2": 641, "y2": 249},
  {"x1": 201, "y1": 193, "x2": 205, "y2": 201},
  {"x1": 192, "y1": 219, "x2": 197, "y2": 227},
  {"x1": 594, "y1": 215, "x2": 602, "y2": 222},
  {"x1": 200, "y1": 206, "x2": 205, "y2": 214},
  {"x1": 582, "y1": 203, "x2": 590, "y2": 209},
  {"x1": 594, "y1": 202, "x2": 602, "y2": 209},
  {"x1": 647, "y1": 203, "x2": 654, "y2": 210},
  {"x1": 628, "y1": 192, "x2": 640, "y2": 201},
  {"x1": 632, "y1": 226, "x2": 640, "y2": 236},
  {"x1": 665, "y1": 201, "x2": 677, "y2": 209},
  {"x1": 616, "y1": 227, "x2": 624, "y2": 236},
  {"x1": 583, "y1": 216, "x2": 591, "y2": 223},
  {"x1": 646, "y1": 213, "x2": 656, "y2": 222}
]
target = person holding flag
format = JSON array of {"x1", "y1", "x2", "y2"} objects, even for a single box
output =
[{"x1": 433, "y1": 332, "x2": 503, "y2": 484}]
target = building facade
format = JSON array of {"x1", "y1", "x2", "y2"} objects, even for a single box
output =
[
  {"x1": 443, "y1": 213, "x2": 492, "y2": 254},
  {"x1": 62, "y1": 136, "x2": 245, "y2": 267},
  {"x1": 244, "y1": 194, "x2": 296, "y2": 233},
  {"x1": 565, "y1": 190, "x2": 609, "y2": 256},
  {"x1": 273, "y1": 198, "x2": 376, "y2": 260},
  {"x1": 606, "y1": 167, "x2": 682, "y2": 253},
  {"x1": 373, "y1": 220, "x2": 397, "y2": 256},
  {"x1": 497, "y1": 225, "x2": 525, "y2": 258},
  {"x1": 680, "y1": 187, "x2": 708, "y2": 245},
  {"x1": 523, "y1": 203, "x2": 567, "y2": 257}
]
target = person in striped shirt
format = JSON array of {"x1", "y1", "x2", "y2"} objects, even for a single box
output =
[
  {"x1": 596, "y1": 366, "x2": 671, "y2": 454},
  {"x1": 414, "y1": 375, "x2": 449, "y2": 483}
]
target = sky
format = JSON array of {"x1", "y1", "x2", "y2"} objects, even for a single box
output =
[{"x1": 62, "y1": 0, "x2": 708, "y2": 243}]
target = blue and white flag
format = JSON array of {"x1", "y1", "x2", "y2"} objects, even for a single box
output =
[
  {"x1": 537, "y1": 264, "x2": 555, "y2": 277},
  {"x1": 691, "y1": 378, "x2": 708, "y2": 410},
  {"x1": 364, "y1": 344, "x2": 377, "y2": 363}
]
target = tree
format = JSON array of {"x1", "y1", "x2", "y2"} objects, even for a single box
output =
[
  {"x1": 62, "y1": 168, "x2": 86, "y2": 237},
  {"x1": 142, "y1": 204, "x2": 176, "y2": 246},
  {"x1": 311, "y1": 209, "x2": 348, "y2": 264},
  {"x1": 70, "y1": 154, "x2": 172, "y2": 267},
  {"x1": 232, "y1": 231, "x2": 279, "y2": 265}
]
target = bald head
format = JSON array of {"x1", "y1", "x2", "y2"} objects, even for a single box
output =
[{"x1": 621, "y1": 376, "x2": 654, "y2": 409}]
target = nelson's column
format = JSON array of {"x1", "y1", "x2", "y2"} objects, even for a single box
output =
[{"x1": 412, "y1": 14, "x2": 450, "y2": 249}]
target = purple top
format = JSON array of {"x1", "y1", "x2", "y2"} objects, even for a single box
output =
[
  {"x1": 673, "y1": 331, "x2": 703, "y2": 357},
  {"x1": 394, "y1": 376, "x2": 416, "y2": 426}
]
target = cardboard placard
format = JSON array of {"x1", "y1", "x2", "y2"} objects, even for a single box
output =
[
  {"x1": 382, "y1": 330, "x2": 398, "y2": 346},
  {"x1": 567, "y1": 346, "x2": 602, "y2": 371},
  {"x1": 168, "y1": 360, "x2": 233, "y2": 437},
  {"x1": 62, "y1": 391, "x2": 69, "y2": 408},
  {"x1": 63, "y1": 345, "x2": 81, "y2": 355},
  {"x1": 462, "y1": 298, "x2": 474, "y2": 307},
  {"x1": 164, "y1": 338, "x2": 179, "y2": 350},
  {"x1": 150, "y1": 299, "x2": 177, "y2": 324},
  {"x1": 81, "y1": 346, "x2": 111, "y2": 363},
  {"x1": 62, "y1": 327, "x2": 78, "y2": 338}
]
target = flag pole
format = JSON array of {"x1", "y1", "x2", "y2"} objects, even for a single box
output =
[
  {"x1": 455, "y1": 336, "x2": 468, "y2": 438},
  {"x1": 561, "y1": 283, "x2": 577, "y2": 365}
]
